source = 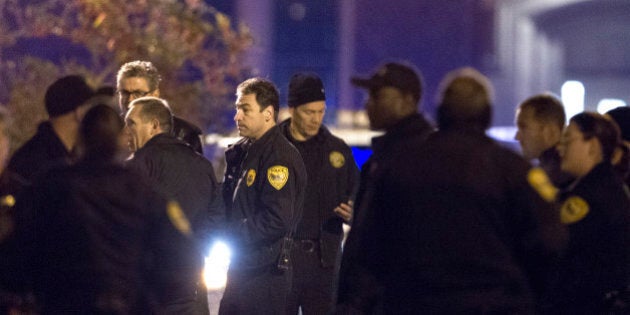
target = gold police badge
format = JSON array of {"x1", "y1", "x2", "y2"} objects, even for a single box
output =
[
  {"x1": 560, "y1": 196, "x2": 589, "y2": 224},
  {"x1": 527, "y1": 167, "x2": 558, "y2": 202},
  {"x1": 267, "y1": 165, "x2": 289, "y2": 190},
  {"x1": 167, "y1": 200, "x2": 192, "y2": 236},
  {"x1": 329, "y1": 151, "x2": 345, "y2": 168},
  {"x1": 246, "y1": 169, "x2": 256, "y2": 187}
]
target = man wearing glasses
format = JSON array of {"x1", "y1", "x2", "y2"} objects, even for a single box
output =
[{"x1": 116, "y1": 60, "x2": 204, "y2": 154}]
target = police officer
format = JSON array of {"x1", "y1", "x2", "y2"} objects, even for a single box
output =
[
  {"x1": 544, "y1": 112, "x2": 630, "y2": 314},
  {"x1": 279, "y1": 73, "x2": 359, "y2": 314},
  {"x1": 16, "y1": 105, "x2": 196, "y2": 313},
  {"x1": 337, "y1": 67, "x2": 567, "y2": 313},
  {"x1": 515, "y1": 93, "x2": 573, "y2": 188},
  {"x1": 220, "y1": 78, "x2": 307, "y2": 315},
  {"x1": 125, "y1": 97, "x2": 223, "y2": 314},
  {"x1": 336, "y1": 61, "x2": 434, "y2": 313}
]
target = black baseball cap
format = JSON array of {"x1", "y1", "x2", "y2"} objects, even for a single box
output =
[{"x1": 351, "y1": 61, "x2": 422, "y2": 102}]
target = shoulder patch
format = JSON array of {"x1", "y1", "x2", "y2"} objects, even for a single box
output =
[
  {"x1": 267, "y1": 165, "x2": 289, "y2": 190},
  {"x1": 560, "y1": 196, "x2": 590, "y2": 224},
  {"x1": 329, "y1": 151, "x2": 345, "y2": 168},
  {"x1": 0, "y1": 195, "x2": 15, "y2": 207},
  {"x1": 527, "y1": 167, "x2": 558, "y2": 202},
  {"x1": 167, "y1": 200, "x2": 192, "y2": 236},
  {"x1": 246, "y1": 169, "x2": 256, "y2": 187}
]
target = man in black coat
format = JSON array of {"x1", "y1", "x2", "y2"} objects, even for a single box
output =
[
  {"x1": 279, "y1": 73, "x2": 359, "y2": 314},
  {"x1": 338, "y1": 67, "x2": 567, "y2": 314},
  {"x1": 12, "y1": 105, "x2": 196, "y2": 313},
  {"x1": 125, "y1": 97, "x2": 224, "y2": 314},
  {"x1": 336, "y1": 61, "x2": 434, "y2": 313},
  {"x1": 7, "y1": 75, "x2": 95, "y2": 184},
  {"x1": 220, "y1": 78, "x2": 307, "y2": 315}
]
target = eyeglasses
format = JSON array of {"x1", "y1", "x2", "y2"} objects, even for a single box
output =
[{"x1": 117, "y1": 89, "x2": 152, "y2": 99}]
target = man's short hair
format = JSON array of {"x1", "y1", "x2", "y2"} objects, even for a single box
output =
[
  {"x1": 436, "y1": 67, "x2": 493, "y2": 131},
  {"x1": 236, "y1": 77, "x2": 280, "y2": 120},
  {"x1": 129, "y1": 97, "x2": 173, "y2": 133},
  {"x1": 518, "y1": 94, "x2": 566, "y2": 130},
  {"x1": 571, "y1": 112, "x2": 620, "y2": 162},
  {"x1": 116, "y1": 60, "x2": 161, "y2": 92}
]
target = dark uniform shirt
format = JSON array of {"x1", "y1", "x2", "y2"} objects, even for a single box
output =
[
  {"x1": 338, "y1": 118, "x2": 567, "y2": 314},
  {"x1": 279, "y1": 119, "x2": 359, "y2": 266},
  {"x1": 7, "y1": 121, "x2": 73, "y2": 185},
  {"x1": 222, "y1": 125, "x2": 307, "y2": 270},
  {"x1": 544, "y1": 162, "x2": 630, "y2": 314},
  {"x1": 337, "y1": 113, "x2": 433, "y2": 312},
  {"x1": 126, "y1": 133, "x2": 223, "y2": 314},
  {"x1": 17, "y1": 158, "x2": 194, "y2": 314}
]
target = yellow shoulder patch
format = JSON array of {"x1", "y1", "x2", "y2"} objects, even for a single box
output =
[
  {"x1": 167, "y1": 200, "x2": 192, "y2": 236},
  {"x1": 527, "y1": 167, "x2": 558, "y2": 202},
  {"x1": 267, "y1": 165, "x2": 289, "y2": 190},
  {"x1": 329, "y1": 151, "x2": 345, "y2": 168},
  {"x1": 560, "y1": 196, "x2": 590, "y2": 224},
  {"x1": 0, "y1": 195, "x2": 15, "y2": 207},
  {"x1": 246, "y1": 169, "x2": 256, "y2": 187}
]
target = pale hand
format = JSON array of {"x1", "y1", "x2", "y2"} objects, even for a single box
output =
[{"x1": 334, "y1": 200, "x2": 353, "y2": 223}]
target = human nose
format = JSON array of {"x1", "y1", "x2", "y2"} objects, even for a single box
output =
[{"x1": 234, "y1": 110, "x2": 242, "y2": 122}]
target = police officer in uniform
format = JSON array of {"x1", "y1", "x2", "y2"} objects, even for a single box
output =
[
  {"x1": 15, "y1": 105, "x2": 196, "y2": 313},
  {"x1": 515, "y1": 93, "x2": 573, "y2": 188},
  {"x1": 279, "y1": 73, "x2": 359, "y2": 314},
  {"x1": 220, "y1": 78, "x2": 307, "y2": 315},
  {"x1": 337, "y1": 67, "x2": 567, "y2": 313},
  {"x1": 544, "y1": 112, "x2": 630, "y2": 314},
  {"x1": 125, "y1": 97, "x2": 223, "y2": 314},
  {"x1": 336, "y1": 61, "x2": 434, "y2": 313}
]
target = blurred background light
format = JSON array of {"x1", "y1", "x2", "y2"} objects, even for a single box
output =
[
  {"x1": 596, "y1": 98, "x2": 626, "y2": 114},
  {"x1": 561, "y1": 80, "x2": 585, "y2": 121}
]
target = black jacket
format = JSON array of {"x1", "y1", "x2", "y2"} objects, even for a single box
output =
[
  {"x1": 126, "y1": 133, "x2": 223, "y2": 314},
  {"x1": 340, "y1": 126, "x2": 567, "y2": 314},
  {"x1": 337, "y1": 113, "x2": 433, "y2": 312},
  {"x1": 7, "y1": 121, "x2": 72, "y2": 185},
  {"x1": 223, "y1": 125, "x2": 307, "y2": 270},
  {"x1": 15, "y1": 158, "x2": 194, "y2": 314},
  {"x1": 127, "y1": 133, "x2": 224, "y2": 250},
  {"x1": 544, "y1": 162, "x2": 630, "y2": 314},
  {"x1": 279, "y1": 119, "x2": 359, "y2": 267}
]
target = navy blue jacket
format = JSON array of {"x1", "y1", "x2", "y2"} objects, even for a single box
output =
[{"x1": 223, "y1": 125, "x2": 307, "y2": 270}]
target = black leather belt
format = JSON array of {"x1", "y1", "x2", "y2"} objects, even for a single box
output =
[{"x1": 295, "y1": 239, "x2": 318, "y2": 252}]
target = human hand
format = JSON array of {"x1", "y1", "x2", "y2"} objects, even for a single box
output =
[{"x1": 334, "y1": 200, "x2": 353, "y2": 223}]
